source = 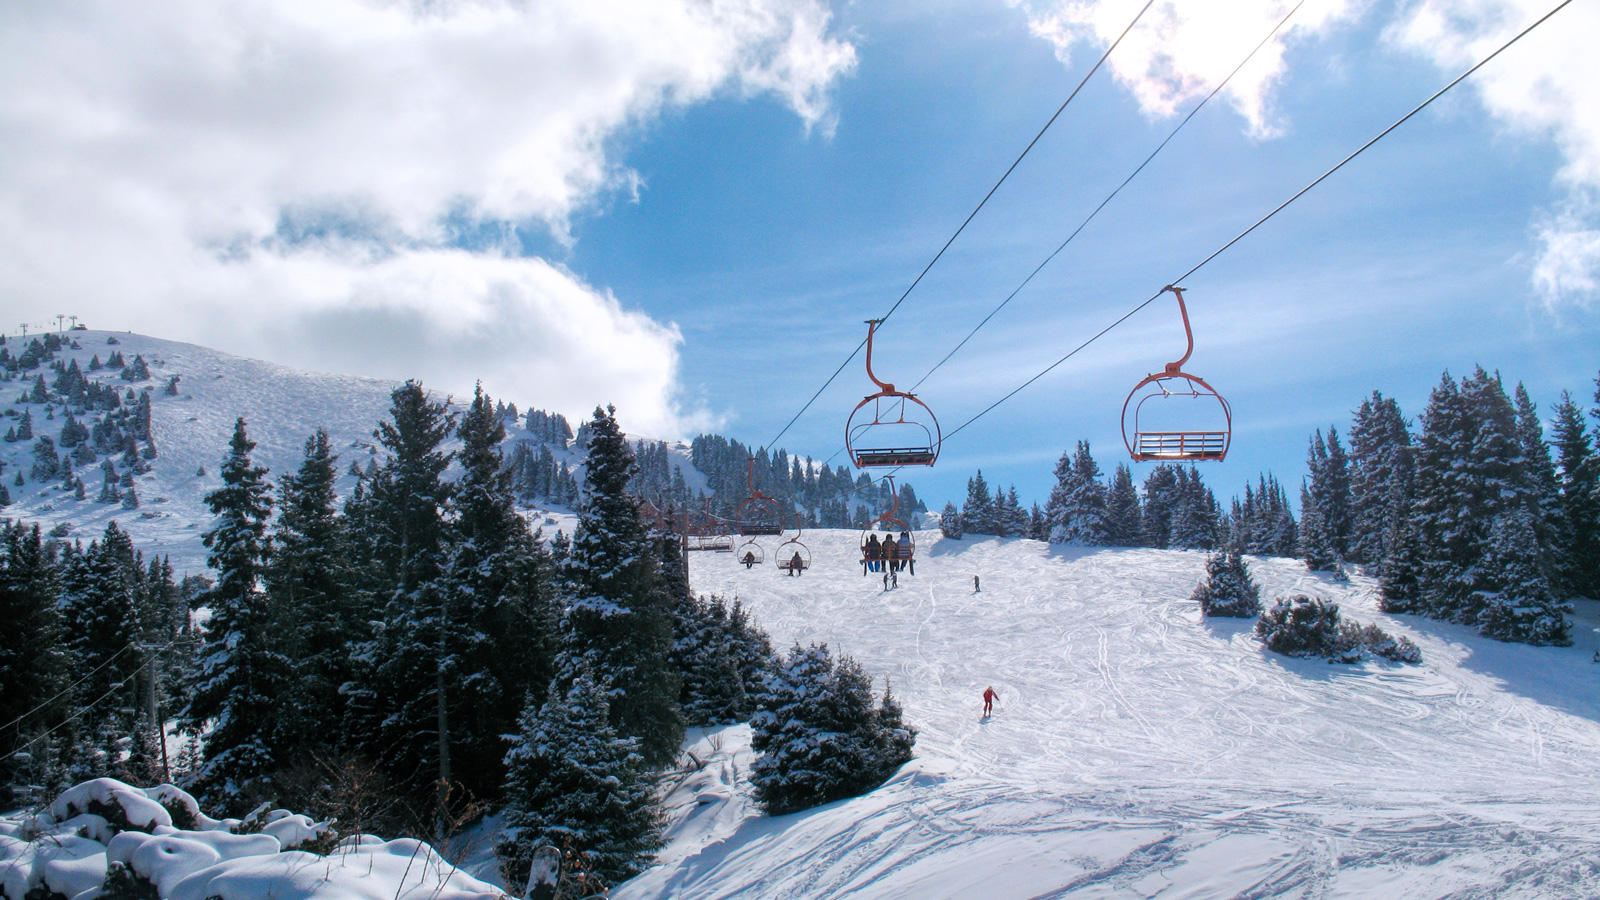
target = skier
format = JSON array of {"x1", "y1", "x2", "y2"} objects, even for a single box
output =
[
  {"x1": 882, "y1": 570, "x2": 889, "y2": 591},
  {"x1": 864, "y1": 533, "x2": 881, "y2": 574},
  {"x1": 788, "y1": 551, "x2": 804, "y2": 576},
  {"x1": 742, "y1": 550, "x2": 756, "y2": 569},
  {"x1": 890, "y1": 569, "x2": 898, "y2": 588},
  {"x1": 982, "y1": 686, "x2": 997, "y2": 717},
  {"x1": 882, "y1": 534, "x2": 899, "y2": 573},
  {"x1": 974, "y1": 575, "x2": 981, "y2": 592},
  {"x1": 899, "y1": 530, "x2": 915, "y2": 575}
]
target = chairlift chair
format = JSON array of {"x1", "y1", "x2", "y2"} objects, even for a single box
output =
[
  {"x1": 846, "y1": 319, "x2": 942, "y2": 468},
  {"x1": 776, "y1": 514, "x2": 811, "y2": 575},
  {"x1": 1120, "y1": 286, "x2": 1232, "y2": 463},
  {"x1": 858, "y1": 476, "x2": 916, "y2": 576},
  {"x1": 736, "y1": 538, "x2": 765, "y2": 570},
  {"x1": 734, "y1": 457, "x2": 786, "y2": 535}
]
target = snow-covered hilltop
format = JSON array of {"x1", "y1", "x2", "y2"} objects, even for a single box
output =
[
  {"x1": 0, "y1": 331, "x2": 613, "y2": 572},
  {"x1": 627, "y1": 530, "x2": 1600, "y2": 899}
]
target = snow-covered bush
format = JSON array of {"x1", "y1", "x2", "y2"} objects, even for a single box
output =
[
  {"x1": 1191, "y1": 550, "x2": 1261, "y2": 617},
  {"x1": 750, "y1": 643, "x2": 916, "y2": 816},
  {"x1": 1256, "y1": 595, "x2": 1421, "y2": 664},
  {"x1": 1256, "y1": 595, "x2": 1341, "y2": 658},
  {"x1": 0, "y1": 778, "x2": 457, "y2": 900}
]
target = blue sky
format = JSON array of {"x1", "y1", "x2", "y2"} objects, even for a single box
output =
[
  {"x1": 1, "y1": 0, "x2": 1596, "y2": 509},
  {"x1": 559, "y1": 0, "x2": 1600, "y2": 506}
]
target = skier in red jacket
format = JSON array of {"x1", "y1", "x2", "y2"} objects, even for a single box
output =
[{"x1": 982, "y1": 686, "x2": 997, "y2": 717}]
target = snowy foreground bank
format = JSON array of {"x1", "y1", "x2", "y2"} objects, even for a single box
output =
[
  {"x1": 625, "y1": 530, "x2": 1600, "y2": 899},
  {"x1": 0, "y1": 779, "x2": 504, "y2": 900}
]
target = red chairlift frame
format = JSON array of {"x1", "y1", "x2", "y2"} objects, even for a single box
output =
[
  {"x1": 776, "y1": 513, "x2": 811, "y2": 574},
  {"x1": 734, "y1": 456, "x2": 786, "y2": 535},
  {"x1": 846, "y1": 319, "x2": 942, "y2": 468},
  {"x1": 1120, "y1": 286, "x2": 1233, "y2": 463}
]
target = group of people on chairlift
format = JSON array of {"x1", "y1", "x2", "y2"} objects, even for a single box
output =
[
  {"x1": 862, "y1": 531, "x2": 914, "y2": 576},
  {"x1": 742, "y1": 547, "x2": 807, "y2": 575}
]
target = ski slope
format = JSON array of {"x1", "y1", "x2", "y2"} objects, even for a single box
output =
[{"x1": 624, "y1": 530, "x2": 1600, "y2": 899}]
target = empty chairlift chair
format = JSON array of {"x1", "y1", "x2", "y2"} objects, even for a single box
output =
[
  {"x1": 846, "y1": 319, "x2": 942, "y2": 468},
  {"x1": 1120, "y1": 286, "x2": 1232, "y2": 463},
  {"x1": 734, "y1": 457, "x2": 786, "y2": 535}
]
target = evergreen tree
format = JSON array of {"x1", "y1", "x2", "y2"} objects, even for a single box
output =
[
  {"x1": 1102, "y1": 464, "x2": 1142, "y2": 546},
  {"x1": 352, "y1": 381, "x2": 460, "y2": 810},
  {"x1": 1140, "y1": 466, "x2": 1180, "y2": 549},
  {"x1": 1348, "y1": 392, "x2": 1413, "y2": 566},
  {"x1": 961, "y1": 471, "x2": 995, "y2": 536},
  {"x1": 1299, "y1": 481, "x2": 1338, "y2": 572},
  {"x1": 1045, "y1": 442, "x2": 1106, "y2": 545},
  {"x1": 498, "y1": 674, "x2": 663, "y2": 887},
  {"x1": 447, "y1": 384, "x2": 560, "y2": 798},
  {"x1": 265, "y1": 429, "x2": 358, "y2": 769},
  {"x1": 181, "y1": 418, "x2": 282, "y2": 812},
  {"x1": 557, "y1": 405, "x2": 683, "y2": 767},
  {"x1": 0, "y1": 524, "x2": 68, "y2": 805},
  {"x1": 1550, "y1": 392, "x2": 1600, "y2": 598},
  {"x1": 938, "y1": 502, "x2": 963, "y2": 539},
  {"x1": 1191, "y1": 549, "x2": 1262, "y2": 617},
  {"x1": 673, "y1": 594, "x2": 752, "y2": 725},
  {"x1": 750, "y1": 643, "x2": 916, "y2": 816},
  {"x1": 1474, "y1": 507, "x2": 1572, "y2": 645}
]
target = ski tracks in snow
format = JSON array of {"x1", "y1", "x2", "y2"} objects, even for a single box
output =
[{"x1": 637, "y1": 532, "x2": 1600, "y2": 899}]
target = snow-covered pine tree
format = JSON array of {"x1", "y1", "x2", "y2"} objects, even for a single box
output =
[
  {"x1": 1102, "y1": 463, "x2": 1142, "y2": 547},
  {"x1": 1140, "y1": 465, "x2": 1179, "y2": 549},
  {"x1": 1474, "y1": 507, "x2": 1572, "y2": 645},
  {"x1": 264, "y1": 428, "x2": 359, "y2": 772},
  {"x1": 557, "y1": 405, "x2": 683, "y2": 767},
  {"x1": 349, "y1": 381, "x2": 460, "y2": 812},
  {"x1": 750, "y1": 643, "x2": 915, "y2": 815},
  {"x1": 498, "y1": 673, "x2": 663, "y2": 888},
  {"x1": 938, "y1": 502, "x2": 963, "y2": 539},
  {"x1": 446, "y1": 385, "x2": 561, "y2": 799},
  {"x1": 1348, "y1": 392, "x2": 1412, "y2": 566},
  {"x1": 1045, "y1": 441, "x2": 1107, "y2": 545},
  {"x1": 1512, "y1": 384, "x2": 1563, "y2": 582},
  {"x1": 1191, "y1": 549, "x2": 1262, "y2": 617},
  {"x1": 1377, "y1": 512, "x2": 1427, "y2": 614},
  {"x1": 180, "y1": 418, "x2": 283, "y2": 812},
  {"x1": 1167, "y1": 467, "x2": 1220, "y2": 550},
  {"x1": 0, "y1": 523, "x2": 68, "y2": 806},
  {"x1": 961, "y1": 471, "x2": 995, "y2": 536},
  {"x1": 1550, "y1": 391, "x2": 1600, "y2": 598},
  {"x1": 1298, "y1": 480, "x2": 1338, "y2": 572},
  {"x1": 672, "y1": 593, "x2": 750, "y2": 725},
  {"x1": 994, "y1": 486, "x2": 1028, "y2": 538}
]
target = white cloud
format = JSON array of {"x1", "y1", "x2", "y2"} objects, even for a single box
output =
[
  {"x1": 1018, "y1": 0, "x2": 1352, "y2": 138},
  {"x1": 0, "y1": 0, "x2": 855, "y2": 436},
  {"x1": 1391, "y1": 0, "x2": 1600, "y2": 311}
]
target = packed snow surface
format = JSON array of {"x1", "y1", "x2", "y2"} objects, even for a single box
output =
[{"x1": 625, "y1": 530, "x2": 1600, "y2": 899}]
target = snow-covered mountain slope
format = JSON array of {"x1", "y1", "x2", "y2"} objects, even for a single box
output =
[
  {"x1": 627, "y1": 531, "x2": 1600, "y2": 899},
  {"x1": 0, "y1": 331, "x2": 669, "y2": 571}
]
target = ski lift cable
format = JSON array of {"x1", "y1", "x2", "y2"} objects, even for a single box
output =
[
  {"x1": 906, "y1": 0, "x2": 1310, "y2": 395},
  {"x1": 0, "y1": 642, "x2": 140, "y2": 736},
  {"x1": 938, "y1": 0, "x2": 1573, "y2": 449},
  {"x1": 761, "y1": 0, "x2": 1159, "y2": 453},
  {"x1": 1, "y1": 657, "x2": 156, "y2": 764}
]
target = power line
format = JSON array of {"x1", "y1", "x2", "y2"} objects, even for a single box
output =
[
  {"x1": 0, "y1": 643, "x2": 138, "y2": 735},
  {"x1": 907, "y1": 0, "x2": 1309, "y2": 394},
  {"x1": 762, "y1": 0, "x2": 1158, "y2": 452},
  {"x1": 2, "y1": 657, "x2": 155, "y2": 764},
  {"x1": 937, "y1": 0, "x2": 1574, "y2": 449}
]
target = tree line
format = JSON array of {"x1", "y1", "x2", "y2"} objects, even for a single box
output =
[{"x1": 1, "y1": 384, "x2": 916, "y2": 889}]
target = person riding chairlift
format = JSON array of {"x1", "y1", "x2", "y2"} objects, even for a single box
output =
[
  {"x1": 882, "y1": 534, "x2": 899, "y2": 573},
  {"x1": 898, "y1": 530, "x2": 915, "y2": 575},
  {"x1": 742, "y1": 550, "x2": 756, "y2": 569},
  {"x1": 864, "y1": 533, "x2": 882, "y2": 575},
  {"x1": 787, "y1": 551, "x2": 804, "y2": 576}
]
